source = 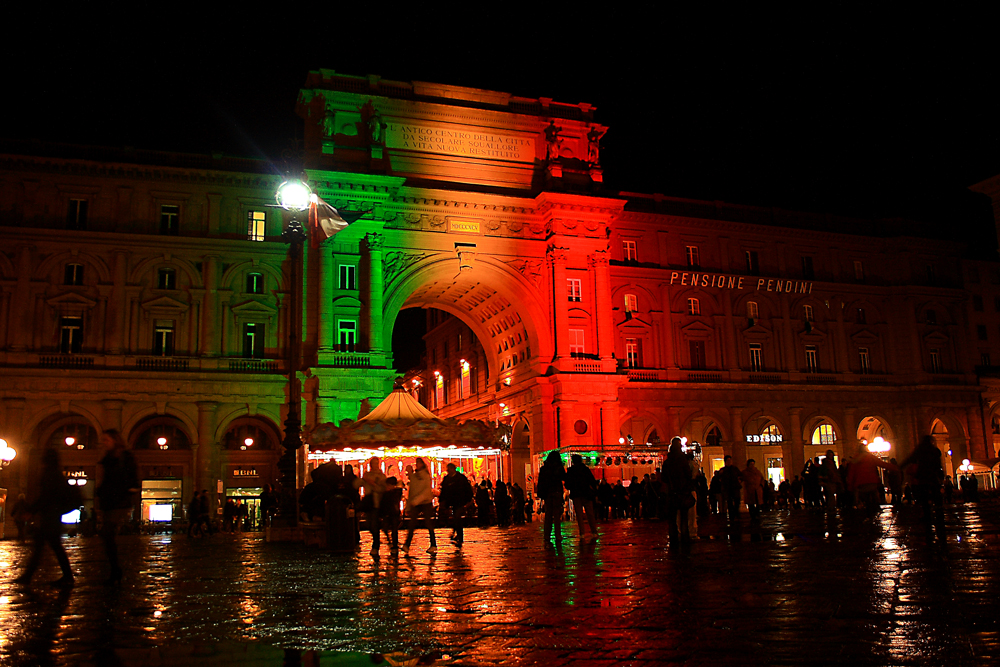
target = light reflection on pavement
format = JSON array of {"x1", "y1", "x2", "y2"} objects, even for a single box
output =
[{"x1": 1, "y1": 501, "x2": 999, "y2": 665}]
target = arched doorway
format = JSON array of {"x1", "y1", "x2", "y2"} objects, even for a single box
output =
[
  {"x1": 857, "y1": 416, "x2": 896, "y2": 459},
  {"x1": 931, "y1": 418, "x2": 953, "y2": 477},
  {"x1": 220, "y1": 417, "x2": 281, "y2": 531},
  {"x1": 744, "y1": 416, "x2": 786, "y2": 486},
  {"x1": 34, "y1": 415, "x2": 101, "y2": 521},
  {"x1": 130, "y1": 416, "x2": 194, "y2": 524},
  {"x1": 806, "y1": 418, "x2": 841, "y2": 465}
]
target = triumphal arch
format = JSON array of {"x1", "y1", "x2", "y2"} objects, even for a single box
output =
[{"x1": 296, "y1": 71, "x2": 625, "y2": 479}]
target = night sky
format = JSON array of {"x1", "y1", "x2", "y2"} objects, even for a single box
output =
[{"x1": 4, "y1": 7, "x2": 998, "y2": 232}]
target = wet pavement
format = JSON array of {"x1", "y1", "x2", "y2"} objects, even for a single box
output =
[{"x1": 2, "y1": 501, "x2": 1000, "y2": 666}]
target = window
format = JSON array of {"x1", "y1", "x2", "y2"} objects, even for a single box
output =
[
  {"x1": 805, "y1": 345, "x2": 818, "y2": 373},
  {"x1": 747, "y1": 301, "x2": 759, "y2": 321},
  {"x1": 981, "y1": 352, "x2": 991, "y2": 368},
  {"x1": 745, "y1": 250, "x2": 759, "y2": 276},
  {"x1": 153, "y1": 320, "x2": 175, "y2": 357},
  {"x1": 973, "y1": 295, "x2": 984, "y2": 312},
  {"x1": 246, "y1": 272, "x2": 264, "y2": 294},
  {"x1": 59, "y1": 317, "x2": 83, "y2": 353},
  {"x1": 339, "y1": 265, "x2": 357, "y2": 290},
  {"x1": 801, "y1": 256, "x2": 815, "y2": 280},
  {"x1": 856, "y1": 308, "x2": 866, "y2": 324},
  {"x1": 567, "y1": 278, "x2": 582, "y2": 302},
  {"x1": 859, "y1": 347, "x2": 871, "y2": 374},
  {"x1": 687, "y1": 298, "x2": 700, "y2": 315},
  {"x1": 157, "y1": 268, "x2": 176, "y2": 290},
  {"x1": 460, "y1": 361, "x2": 471, "y2": 398},
  {"x1": 685, "y1": 245, "x2": 700, "y2": 268},
  {"x1": 243, "y1": 323, "x2": 264, "y2": 358},
  {"x1": 623, "y1": 240, "x2": 637, "y2": 263},
  {"x1": 812, "y1": 423, "x2": 836, "y2": 445},
  {"x1": 64, "y1": 263, "x2": 84, "y2": 286},
  {"x1": 803, "y1": 305, "x2": 814, "y2": 322},
  {"x1": 568, "y1": 329, "x2": 585, "y2": 356},
  {"x1": 625, "y1": 338, "x2": 640, "y2": 368},
  {"x1": 624, "y1": 293, "x2": 638, "y2": 313},
  {"x1": 853, "y1": 260, "x2": 865, "y2": 282},
  {"x1": 748, "y1": 343, "x2": 762, "y2": 372},
  {"x1": 160, "y1": 205, "x2": 179, "y2": 235},
  {"x1": 929, "y1": 348, "x2": 941, "y2": 373},
  {"x1": 926, "y1": 309, "x2": 937, "y2": 325},
  {"x1": 337, "y1": 320, "x2": 357, "y2": 350},
  {"x1": 434, "y1": 374, "x2": 445, "y2": 408},
  {"x1": 247, "y1": 211, "x2": 266, "y2": 241},
  {"x1": 689, "y1": 340, "x2": 706, "y2": 369},
  {"x1": 978, "y1": 325, "x2": 988, "y2": 341},
  {"x1": 67, "y1": 199, "x2": 88, "y2": 230}
]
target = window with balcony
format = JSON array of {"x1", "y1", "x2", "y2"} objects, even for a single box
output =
[
  {"x1": 745, "y1": 250, "x2": 759, "y2": 276},
  {"x1": 805, "y1": 345, "x2": 818, "y2": 373},
  {"x1": 853, "y1": 260, "x2": 865, "y2": 282},
  {"x1": 856, "y1": 308, "x2": 866, "y2": 324},
  {"x1": 569, "y1": 328, "x2": 585, "y2": 356},
  {"x1": 246, "y1": 272, "x2": 264, "y2": 294},
  {"x1": 982, "y1": 352, "x2": 991, "y2": 368},
  {"x1": 153, "y1": 320, "x2": 175, "y2": 356},
  {"x1": 243, "y1": 323, "x2": 264, "y2": 358},
  {"x1": 749, "y1": 343, "x2": 762, "y2": 372},
  {"x1": 747, "y1": 301, "x2": 759, "y2": 321},
  {"x1": 929, "y1": 348, "x2": 941, "y2": 373},
  {"x1": 687, "y1": 298, "x2": 700, "y2": 316},
  {"x1": 60, "y1": 317, "x2": 83, "y2": 353},
  {"x1": 568, "y1": 278, "x2": 582, "y2": 302},
  {"x1": 160, "y1": 205, "x2": 180, "y2": 235},
  {"x1": 803, "y1": 304, "x2": 814, "y2": 322},
  {"x1": 337, "y1": 320, "x2": 357, "y2": 350},
  {"x1": 685, "y1": 245, "x2": 700, "y2": 268},
  {"x1": 67, "y1": 199, "x2": 88, "y2": 230},
  {"x1": 859, "y1": 347, "x2": 871, "y2": 374},
  {"x1": 434, "y1": 374, "x2": 444, "y2": 408},
  {"x1": 926, "y1": 309, "x2": 937, "y2": 325},
  {"x1": 247, "y1": 210, "x2": 266, "y2": 241},
  {"x1": 460, "y1": 362, "x2": 471, "y2": 398},
  {"x1": 64, "y1": 263, "x2": 84, "y2": 286},
  {"x1": 624, "y1": 293, "x2": 638, "y2": 313},
  {"x1": 339, "y1": 265, "x2": 357, "y2": 290},
  {"x1": 623, "y1": 240, "x2": 637, "y2": 263},
  {"x1": 689, "y1": 340, "x2": 706, "y2": 369},
  {"x1": 625, "y1": 338, "x2": 640, "y2": 368}
]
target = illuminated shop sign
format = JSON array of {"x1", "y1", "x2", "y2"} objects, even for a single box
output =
[
  {"x1": 670, "y1": 271, "x2": 813, "y2": 294},
  {"x1": 233, "y1": 468, "x2": 259, "y2": 477},
  {"x1": 745, "y1": 434, "x2": 784, "y2": 443}
]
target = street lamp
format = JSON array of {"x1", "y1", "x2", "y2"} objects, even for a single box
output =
[
  {"x1": 275, "y1": 177, "x2": 311, "y2": 527},
  {"x1": 0, "y1": 439, "x2": 16, "y2": 468}
]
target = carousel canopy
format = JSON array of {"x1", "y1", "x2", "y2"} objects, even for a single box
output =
[{"x1": 306, "y1": 387, "x2": 504, "y2": 452}]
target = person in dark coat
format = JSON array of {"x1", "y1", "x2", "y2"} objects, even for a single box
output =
[
  {"x1": 536, "y1": 451, "x2": 566, "y2": 545},
  {"x1": 96, "y1": 428, "x2": 139, "y2": 584},
  {"x1": 597, "y1": 479, "x2": 613, "y2": 521},
  {"x1": 439, "y1": 463, "x2": 472, "y2": 547},
  {"x1": 664, "y1": 439, "x2": 694, "y2": 541},
  {"x1": 900, "y1": 435, "x2": 946, "y2": 539},
  {"x1": 695, "y1": 469, "x2": 710, "y2": 517},
  {"x1": 510, "y1": 482, "x2": 526, "y2": 524},
  {"x1": 13, "y1": 448, "x2": 75, "y2": 587},
  {"x1": 475, "y1": 481, "x2": 493, "y2": 526},
  {"x1": 494, "y1": 480, "x2": 511, "y2": 527},
  {"x1": 565, "y1": 454, "x2": 598, "y2": 539}
]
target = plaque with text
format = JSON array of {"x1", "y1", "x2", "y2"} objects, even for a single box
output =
[{"x1": 385, "y1": 121, "x2": 535, "y2": 162}]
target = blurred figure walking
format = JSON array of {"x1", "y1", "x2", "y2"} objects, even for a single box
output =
[
  {"x1": 96, "y1": 429, "x2": 139, "y2": 585},
  {"x1": 13, "y1": 448, "x2": 75, "y2": 588}
]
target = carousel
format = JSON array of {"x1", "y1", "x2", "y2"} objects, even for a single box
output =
[{"x1": 304, "y1": 385, "x2": 508, "y2": 490}]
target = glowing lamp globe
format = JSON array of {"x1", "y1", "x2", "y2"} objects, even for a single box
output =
[
  {"x1": 276, "y1": 180, "x2": 311, "y2": 211},
  {"x1": 65, "y1": 436, "x2": 75, "y2": 447},
  {"x1": 0, "y1": 439, "x2": 16, "y2": 463}
]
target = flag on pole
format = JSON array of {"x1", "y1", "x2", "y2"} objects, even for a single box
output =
[{"x1": 308, "y1": 195, "x2": 351, "y2": 248}]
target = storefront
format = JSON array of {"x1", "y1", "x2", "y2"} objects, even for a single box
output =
[{"x1": 138, "y1": 464, "x2": 186, "y2": 523}]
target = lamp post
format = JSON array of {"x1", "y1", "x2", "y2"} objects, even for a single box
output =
[
  {"x1": 0, "y1": 439, "x2": 16, "y2": 469},
  {"x1": 275, "y1": 178, "x2": 311, "y2": 527}
]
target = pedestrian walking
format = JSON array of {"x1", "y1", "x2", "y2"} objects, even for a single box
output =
[
  {"x1": 742, "y1": 459, "x2": 765, "y2": 521},
  {"x1": 900, "y1": 435, "x2": 946, "y2": 540},
  {"x1": 13, "y1": 448, "x2": 75, "y2": 588},
  {"x1": 495, "y1": 479, "x2": 511, "y2": 527},
  {"x1": 96, "y1": 428, "x2": 139, "y2": 584},
  {"x1": 721, "y1": 455, "x2": 743, "y2": 520},
  {"x1": 439, "y1": 462, "x2": 473, "y2": 547},
  {"x1": 818, "y1": 450, "x2": 843, "y2": 511},
  {"x1": 402, "y1": 458, "x2": 437, "y2": 554},
  {"x1": 511, "y1": 482, "x2": 527, "y2": 524},
  {"x1": 664, "y1": 438, "x2": 694, "y2": 541},
  {"x1": 381, "y1": 477, "x2": 403, "y2": 552},
  {"x1": 846, "y1": 446, "x2": 894, "y2": 517},
  {"x1": 356, "y1": 456, "x2": 387, "y2": 558},
  {"x1": 565, "y1": 454, "x2": 599, "y2": 540},
  {"x1": 536, "y1": 451, "x2": 566, "y2": 546}
]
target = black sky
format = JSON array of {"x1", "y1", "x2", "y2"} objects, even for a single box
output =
[{"x1": 4, "y1": 7, "x2": 998, "y2": 232}]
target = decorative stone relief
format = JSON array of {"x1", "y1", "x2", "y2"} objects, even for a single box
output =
[
  {"x1": 506, "y1": 259, "x2": 544, "y2": 287},
  {"x1": 383, "y1": 251, "x2": 427, "y2": 284}
]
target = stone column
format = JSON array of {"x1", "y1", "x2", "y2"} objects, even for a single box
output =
[
  {"x1": 365, "y1": 233, "x2": 384, "y2": 354},
  {"x1": 4, "y1": 398, "x2": 27, "y2": 494},
  {"x1": 723, "y1": 294, "x2": 739, "y2": 371},
  {"x1": 788, "y1": 407, "x2": 805, "y2": 478},
  {"x1": 103, "y1": 400, "x2": 124, "y2": 432},
  {"x1": 9, "y1": 246, "x2": 32, "y2": 351},
  {"x1": 200, "y1": 256, "x2": 218, "y2": 356},
  {"x1": 842, "y1": 407, "x2": 857, "y2": 459},
  {"x1": 781, "y1": 295, "x2": 798, "y2": 372},
  {"x1": 548, "y1": 247, "x2": 569, "y2": 359},
  {"x1": 601, "y1": 400, "x2": 619, "y2": 449},
  {"x1": 196, "y1": 401, "x2": 219, "y2": 503},
  {"x1": 833, "y1": 303, "x2": 849, "y2": 372},
  {"x1": 660, "y1": 284, "x2": 678, "y2": 369},
  {"x1": 318, "y1": 243, "x2": 334, "y2": 352},
  {"x1": 590, "y1": 250, "x2": 614, "y2": 360}
]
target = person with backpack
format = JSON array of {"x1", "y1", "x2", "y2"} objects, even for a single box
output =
[{"x1": 439, "y1": 462, "x2": 472, "y2": 548}]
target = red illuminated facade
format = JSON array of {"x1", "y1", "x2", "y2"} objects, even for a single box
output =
[{"x1": 1, "y1": 71, "x2": 999, "y2": 524}]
